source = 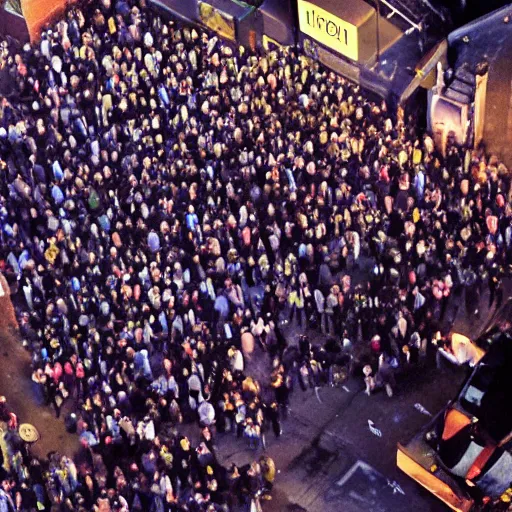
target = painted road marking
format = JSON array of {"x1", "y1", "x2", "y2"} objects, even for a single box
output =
[
  {"x1": 327, "y1": 460, "x2": 406, "y2": 510},
  {"x1": 368, "y1": 420, "x2": 382, "y2": 437},
  {"x1": 414, "y1": 403, "x2": 432, "y2": 416}
]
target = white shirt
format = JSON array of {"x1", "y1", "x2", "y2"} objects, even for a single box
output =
[
  {"x1": 230, "y1": 350, "x2": 244, "y2": 372},
  {"x1": 198, "y1": 401, "x2": 215, "y2": 426}
]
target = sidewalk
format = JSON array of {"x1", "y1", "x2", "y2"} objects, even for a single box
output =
[{"x1": 0, "y1": 325, "x2": 80, "y2": 459}]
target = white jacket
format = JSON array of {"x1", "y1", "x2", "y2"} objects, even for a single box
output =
[
  {"x1": 314, "y1": 289, "x2": 325, "y2": 313},
  {"x1": 198, "y1": 401, "x2": 216, "y2": 426},
  {"x1": 325, "y1": 293, "x2": 338, "y2": 314}
]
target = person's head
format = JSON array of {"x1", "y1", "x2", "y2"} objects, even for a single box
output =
[{"x1": 179, "y1": 437, "x2": 190, "y2": 451}]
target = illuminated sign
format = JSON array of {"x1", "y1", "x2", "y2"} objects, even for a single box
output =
[
  {"x1": 199, "y1": 2, "x2": 236, "y2": 41},
  {"x1": 298, "y1": 0, "x2": 359, "y2": 62}
]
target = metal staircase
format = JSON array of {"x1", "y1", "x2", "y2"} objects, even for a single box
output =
[{"x1": 443, "y1": 67, "x2": 475, "y2": 105}]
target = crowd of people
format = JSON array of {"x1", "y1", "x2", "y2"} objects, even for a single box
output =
[{"x1": 0, "y1": 0, "x2": 511, "y2": 510}]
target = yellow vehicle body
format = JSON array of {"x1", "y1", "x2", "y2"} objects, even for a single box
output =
[{"x1": 397, "y1": 445, "x2": 474, "y2": 512}]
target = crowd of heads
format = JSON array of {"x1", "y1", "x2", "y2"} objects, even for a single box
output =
[{"x1": 0, "y1": 0, "x2": 511, "y2": 510}]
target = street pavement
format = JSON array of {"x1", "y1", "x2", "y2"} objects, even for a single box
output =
[
  {"x1": 0, "y1": 268, "x2": 504, "y2": 511},
  {"x1": 212, "y1": 275, "x2": 503, "y2": 512},
  {"x1": 214, "y1": 358, "x2": 467, "y2": 512},
  {"x1": 0, "y1": 317, "x2": 469, "y2": 511}
]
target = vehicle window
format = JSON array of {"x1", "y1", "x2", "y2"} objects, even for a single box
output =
[{"x1": 4, "y1": 0, "x2": 23, "y2": 16}]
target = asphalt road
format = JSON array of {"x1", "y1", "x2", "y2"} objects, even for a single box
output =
[
  {"x1": 0, "y1": 269, "x2": 502, "y2": 511},
  {"x1": 0, "y1": 316, "x2": 468, "y2": 511},
  {"x1": 214, "y1": 359, "x2": 466, "y2": 512},
  {"x1": 212, "y1": 274, "x2": 501, "y2": 512}
]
